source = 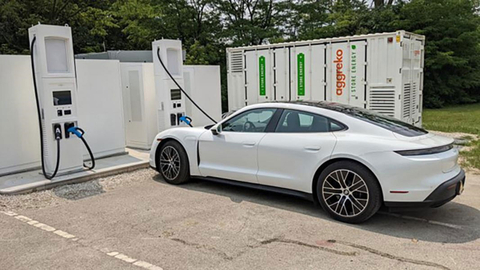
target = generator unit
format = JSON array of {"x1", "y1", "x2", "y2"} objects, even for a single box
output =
[{"x1": 226, "y1": 30, "x2": 425, "y2": 126}]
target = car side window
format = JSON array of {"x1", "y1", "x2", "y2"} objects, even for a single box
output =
[
  {"x1": 330, "y1": 121, "x2": 345, "y2": 132},
  {"x1": 275, "y1": 110, "x2": 331, "y2": 133},
  {"x1": 222, "y1": 108, "x2": 276, "y2": 132}
]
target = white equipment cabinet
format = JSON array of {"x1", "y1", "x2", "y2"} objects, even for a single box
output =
[
  {"x1": 183, "y1": 65, "x2": 222, "y2": 127},
  {"x1": 28, "y1": 24, "x2": 84, "y2": 174},
  {"x1": 120, "y1": 63, "x2": 158, "y2": 150},
  {"x1": 152, "y1": 40, "x2": 187, "y2": 131},
  {"x1": 227, "y1": 30, "x2": 425, "y2": 126},
  {"x1": 119, "y1": 63, "x2": 222, "y2": 149}
]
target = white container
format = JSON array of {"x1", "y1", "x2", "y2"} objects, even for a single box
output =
[{"x1": 227, "y1": 30, "x2": 425, "y2": 126}]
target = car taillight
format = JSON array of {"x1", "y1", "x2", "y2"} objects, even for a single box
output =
[{"x1": 394, "y1": 144, "x2": 454, "y2": 156}]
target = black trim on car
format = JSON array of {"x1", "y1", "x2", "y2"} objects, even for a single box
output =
[
  {"x1": 384, "y1": 169, "x2": 465, "y2": 210},
  {"x1": 191, "y1": 176, "x2": 315, "y2": 202},
  {"x1": 265, "y1": 108, "x2": 284, "y2": 132},
  {"x1": 394, "y1": 144, "x2": 454, "y2": 156}
]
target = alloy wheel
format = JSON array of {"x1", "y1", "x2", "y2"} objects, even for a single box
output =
[
  {"x1": 160, "y1": 146, "x2": 181, "y2": 181},
  {"x1": 321, "y1": 169, "x2": 369, "y2": 217}
]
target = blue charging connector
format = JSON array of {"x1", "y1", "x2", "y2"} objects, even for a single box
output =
[
  {"x1": 67, "y1": 126, "x2": 83, "y2": 138},
  {"x1": 179, "y1": 116, "x2": 193, "y2": 127}
]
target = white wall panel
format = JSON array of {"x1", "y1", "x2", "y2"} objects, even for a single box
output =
[
  {"x1": 0, "y1": 56, "x2": 126, "y2": 175},
  {"x1": 76, "y1": 60, "x2": 126, "y2": 158},
  {"x1": 0, "y1": 56, "x2": 40, "y2": 175},
  {"x1": 183, "y1": 65, "x2": 222, "y2": 127}
]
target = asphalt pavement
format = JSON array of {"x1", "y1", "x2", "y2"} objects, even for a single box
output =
[{"x1": 1, "y1": 168, "x2": 479, "y2": 270}]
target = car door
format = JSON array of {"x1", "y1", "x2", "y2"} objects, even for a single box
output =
[
  {"x1": 257, "y1": 109, "x2": 342, "y2": 193},
  {"x1": 198, "y1": 108, "x2": 278, "y2": 183}
]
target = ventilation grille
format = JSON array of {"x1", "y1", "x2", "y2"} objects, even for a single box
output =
[
  {"x1": 412, "y1": 82, "x2": 417, "y2": 117},
  {"x1": 369, "y1": 86, "x2": 395, "y2": 117},
  {"x1": 403, "y1": 83, "x2": 411, "y2": 118},
  {"x1": 230, "y1": 51, "x2": 243, "y2": 73}
]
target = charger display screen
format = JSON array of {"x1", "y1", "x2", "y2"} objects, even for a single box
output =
[
  {"x1": 170, "y1": 89, "x2": 181, "y2": 100},
  {"x1": 53, "y1": 91, "x2": 72, "y2": 106}
]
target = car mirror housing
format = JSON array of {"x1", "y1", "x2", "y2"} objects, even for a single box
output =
[{"x1": 211, "y1": 124, "x2": 222, "y2": 135}]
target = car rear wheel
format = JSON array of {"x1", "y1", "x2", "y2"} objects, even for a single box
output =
[
  {"x1": 316, "y1": 161, "x2": 382, "y2": 223},
  {"x1": 157, "y1": 140, "x2": 190, "y2": 185}
]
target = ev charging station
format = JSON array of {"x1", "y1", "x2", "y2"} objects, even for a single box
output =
[
  {"x1": 152, "y1": 40, "x2": 187, "y2": 130},
  {"x1": 29, "y1": 24, "x2": 94, "y2": 179}
]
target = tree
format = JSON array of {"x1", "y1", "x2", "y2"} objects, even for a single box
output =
[
  {"x1": 373, "y1": 0, "x2": 395, "y2": 8},
  {"x1": 213, "y1": 0, "x2": 281, "y2": 46},
  {"x1": 396, "y1": 0, "x2": 480, "y2": 107}
]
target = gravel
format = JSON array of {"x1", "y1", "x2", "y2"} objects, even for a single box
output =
[{"x1": 0, "y1": 168, "x2": 157, "y2": 212}]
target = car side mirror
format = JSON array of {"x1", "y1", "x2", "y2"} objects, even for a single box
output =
[{"x1": 211, "y1": 124, "x2": 222, "y2": 135}]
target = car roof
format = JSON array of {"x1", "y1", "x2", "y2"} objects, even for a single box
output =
[
  {"x1": 242, "y1": 101, "x2": 365, "y2": 116},
  {"x1": 266, "y1": 101, "x2": 358, "y2": 111}
]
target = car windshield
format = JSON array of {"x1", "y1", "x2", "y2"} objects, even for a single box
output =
[{"x1": 325, "y1": 104, "x2": 428, "y2": 137}]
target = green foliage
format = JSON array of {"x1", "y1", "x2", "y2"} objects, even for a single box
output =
[
  {"x1": 2, "y1": 0, "x2": 480, "y2": 110},
  {"x1": 395, "y1": 0, "x2": 480, "y2": 107}
]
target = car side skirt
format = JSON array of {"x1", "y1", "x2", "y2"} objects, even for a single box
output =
[{"x1": 191, "y1": 176, "x2": 315, "y2": 202}]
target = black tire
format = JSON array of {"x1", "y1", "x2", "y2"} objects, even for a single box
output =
[
  {"x1": 157, "y1": 140, "x2": 190, "y2": 185},
  {"x1": 316, "y1": 161, "x2": 382, "y2": 223}
]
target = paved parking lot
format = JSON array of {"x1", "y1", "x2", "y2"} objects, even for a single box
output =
[{"x1": 1, "y1": 168, "x2": 479, "y2": 270}]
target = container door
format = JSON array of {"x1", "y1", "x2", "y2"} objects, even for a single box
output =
[
  {"x1": 401, "y1": 38, "x2": 421, "y2": 125},
  {"x1": 244, "y1": 50, "x2": 272, "y2": 105},
  {"x1": 273, "y1": 47, "x2": 289, "y2": 101},
  {"x1": 411, "y1": 40, "x2": 423, "y2": 126},
  {"x1": 121, "y1": 65, "x2": 147, "y2": 148},
  {"x1": 311, "y1": 44, "x2": 327, "y2": 101},
  {"x1": 328, "y1": 41, "x2": 367, "y2": 108},
  {"x1": 290, "y1": 46, "x2": 312, "y2": 101},
  {"x1": 227, "y1": 50, "x2": 245, "y2": 111}
]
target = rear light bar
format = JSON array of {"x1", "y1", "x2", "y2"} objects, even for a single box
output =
[{"x1": 395, "y1": 144, "x2": 454, "y2": 156}]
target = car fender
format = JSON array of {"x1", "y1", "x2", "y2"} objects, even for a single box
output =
[{"x1": 151, "y1": 127, "x2": 207, "y2": 176}]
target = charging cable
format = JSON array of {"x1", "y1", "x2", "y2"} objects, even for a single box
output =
[
  {"x1": 156, "y1": 47, "x2": 217, "y2": 124},
  {"x1": 67, "y1": 127, "x2": 95, "y2": 170},
  {"x1": 31, "y1": 36, "x2": 62, "y2": 179}
]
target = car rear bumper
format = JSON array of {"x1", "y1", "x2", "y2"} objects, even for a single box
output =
[{"x1": 384, "y1": 169, "x2": 465, "y2": 210}]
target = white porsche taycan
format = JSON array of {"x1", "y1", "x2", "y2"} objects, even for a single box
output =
[{"x1": 149, "y1": 102, "x2": 465, "y2": 223}]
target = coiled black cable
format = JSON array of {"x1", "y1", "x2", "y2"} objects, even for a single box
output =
[
  {"x1": 30, "y1": 36, "x2": 61, "y2": 179},
  {"x1": 156, "y1": 47, "x2": 217, "y2": 124},
  {"x1": 72, "y1": 127, "x2": 95, "y2": 170}
]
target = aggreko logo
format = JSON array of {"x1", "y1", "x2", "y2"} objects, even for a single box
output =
[{"x1": 334, "y1": 49, "x2": 346, "y2": 96}]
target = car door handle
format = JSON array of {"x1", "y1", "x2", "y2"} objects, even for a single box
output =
[
  {"x1": 242, "y1": 141, "x2": 256, "y2": 147},
  {"x1": 304, "y1": 146, "x2": 321, "y2": 151}
]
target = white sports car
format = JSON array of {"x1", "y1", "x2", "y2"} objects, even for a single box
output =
[{"x1": 149, "y1": 102, "x2": 465, "y2": 223}]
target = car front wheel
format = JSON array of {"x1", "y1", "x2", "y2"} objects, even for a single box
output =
[
  {"x1": 316, "y1": 161, "x2": 382, "y2": 223},
  {"x1": 157, "y1": 140, "x2": 190, "y2": 185}
]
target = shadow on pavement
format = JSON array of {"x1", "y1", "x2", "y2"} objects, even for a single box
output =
[{"x1": 152, "y1": 174, "x2": 480, "y2": 244}]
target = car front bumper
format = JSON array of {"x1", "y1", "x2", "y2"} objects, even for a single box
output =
[{"x1": 384, "y1": 169, "x2": 466, "y2": 210}]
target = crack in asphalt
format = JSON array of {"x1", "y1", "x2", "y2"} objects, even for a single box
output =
[
  {"x1": 254, "y1": 237, "x2": 357, "y2": 256},
  {"x1": 330, "y1": 239, "x2": 451, "y2": 270},
  {"x1": 160, "y1": 235, "x2": 451, "y2": 270},
  {"x1": 169, "y1": 238, "x2": 234, "y2": 261}
]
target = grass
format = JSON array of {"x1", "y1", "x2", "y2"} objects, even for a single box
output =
[{"x1": 423, "y1": 103, "x2": 480, "y2": 169}]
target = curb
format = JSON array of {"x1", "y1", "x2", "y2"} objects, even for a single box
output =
[{"x1": 0, "y1": 161, "x2": 150, "y2": 195}]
